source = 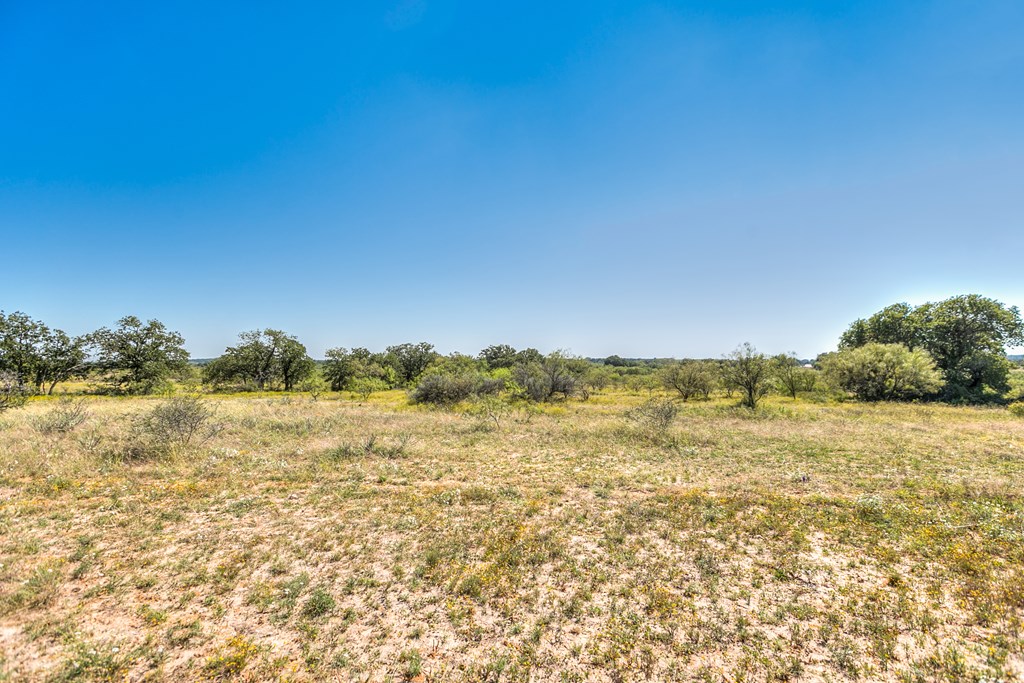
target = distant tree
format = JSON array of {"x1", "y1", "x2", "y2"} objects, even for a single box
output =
[
  {"x1": 919, "y1": 295, "x2": 1023, "y2": 401},
  {"x1": 721, "y1": 344, "x2": 772, "y2": 409},
  {"x1": 821, "y1": 343, "x2": 944, "y2": 401},
  {"x1": 659, "y1": 361, "x2": 716, "y2": 401},
  {"x1": 839, "y1": 295, "x2": 1023, "y2": 402},
  {"x1": 512, "y1": 351, "x2": 585, "y2": 402},
  {"x1": 323, "y1": 347, "x2": 396, "y2": 391},
  {"x1": 89, "y1": 316, "x2": 190, "y2": 393},
  {"x1": 584, "y1": 365, "x2": 616, "y2": 393},
  {"x1": 772, "y1": 353, "x2": 817, "y2": 399},
  {"x1": 515, "y1": 348, "x2": 544, "y2": 366},
  {"x1": 204, "y1": 329, "x2": 313, "y2": 391},
  {"x1": 0, "y1": 311, "x2": 42, "y2": 383},
  {"x1": 0, "y1": 311, "x2": 88, "y2": 394},
  {"x1": 478, "y1": 344, "x2": 519, "y2": 370},
  {"x1": 276, "y1": 335, "x2": 315, "y2": 391},
  {"x1": 386, "y1": 343, "x2": 438, "y2": 386},
  {"x1": 626, "y1": 373, "x2": 661, "y2": 395},
  {"x1": 323, "y1": 347, "x2": 357, "y2": 391},
  {"x1": 839, "y1": 303, "x2": 921, "y2": 351}
]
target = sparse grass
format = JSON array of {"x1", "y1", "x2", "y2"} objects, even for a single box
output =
[{"x1": 0, "y1": 391, "x2": 1022, "y2": 680}]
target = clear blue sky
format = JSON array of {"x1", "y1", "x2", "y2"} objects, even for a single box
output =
[{"x1": 2, "y1": 1, "x2": 1022, "y2": 358}]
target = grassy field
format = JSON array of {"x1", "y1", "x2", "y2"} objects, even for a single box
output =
[{"x1": 1, "y1": 391, "x2": 1022, "y2": 682}]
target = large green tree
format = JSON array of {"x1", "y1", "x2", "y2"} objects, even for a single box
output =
[
  {"x1": 323, "y1": 347, "x2": 396, "y2": 391},
  {"x1": 385, "y1": 342, "x2": 438, "y2": 386},
  {"x1": 839, "y1": 295, "x2": 1023, "y2": 401},
  {"x1": 89, "y1": 316, "x2": 190, "y2": 393},
  {"x1": 0, "y1": 311, "x2": 88, "y2": 394},
  {"x1": 204, "y1": 329, "x2": 314, "y2": 391}
]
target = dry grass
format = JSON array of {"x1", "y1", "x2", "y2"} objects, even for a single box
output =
[{"x1": 1, "y1": 391, "x2": 1022, "y2": 681}]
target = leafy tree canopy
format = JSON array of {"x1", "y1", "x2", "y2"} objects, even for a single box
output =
[{"x1": 839, "y1": 295, "x2": 1023, "y2": 402}]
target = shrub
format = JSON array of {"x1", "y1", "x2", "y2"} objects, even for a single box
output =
[
  {"x1": 821, "y1": 343, "x2": 944, "y2": 401},
  {"x1": 512, "y1": 353, "x2": 584, "y2": 402},
  {"x1": 773, "y1": 354, "x2": 818, "y2": 398},
  {"x1": 659, "y1": 361, "x2": 717, "y2": 401},
  {"x1": 300, "y1": 375, "x2": 328, "y2": 401},
  {"x1": 410, "y1": 373, "x2": 477, "y2": 405},
  {"x1": 1009, "y1": 402, "x2": 1024, "y2": 418},
  {"x1": 625, "y1": 398, "x2": 679, "y2": 439},
  {"x1": 410, "y1": 371, "x2": 506, "y2": 406},
  {"x1": 300, "y1": 587, "x2": 336, "y2": 620},
  {"x1": 129, "y1": 395, "x2": 220, "y2": 457},
  {"x1": 350, "y1": 377, "x2": 389, "y2": 401},
  {"x1": 0, "y1": 371, "x2": 28, "y2": 413},
  {"x1": 721, "y1": 344, "x2": 772, "y2": 409},
  {"x1": 35, "y1": 395, "x2": 90, "y2": 434}
]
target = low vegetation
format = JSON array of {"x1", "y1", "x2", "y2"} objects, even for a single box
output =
[{"x1": 0, "y1": 390, "x2": 1022, "y2": 680}]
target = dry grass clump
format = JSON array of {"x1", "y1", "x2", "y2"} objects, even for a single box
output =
[{"x1": 0, "y1": 390, "x2": 1022, "y2": 681}]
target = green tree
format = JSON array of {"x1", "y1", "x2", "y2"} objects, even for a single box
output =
[
  {"x1": 584, "y1": 365, "x2": 616, "y2": 393},
  {"x1": 478, "y1": 344, "x2": 519, "y2": 370},
  {"x1": 0, "y1": 311, "x2": 87, "y2": 394},
  {"x1": 323, "y1": 347, "x2": 395, "y2": 391},
  {"x1": 34, "y1": 329, "x2": 88, "y2": 395},
  {"x1": 918, "y1": 295, "x2": 1023, "y2": 401},
  {"x1": 204, "y1": 329, "x2": 312, "y2": 391},
  {"x1": 772, "y1": 353, "x2": 817, "y2": 399},
  {"x1": 821, "y1": 343, "x2": 944, "y2": 401},
  {"x1": 839, "y1": 303, "x2": 921, "y2": 350},
  {"x1": 721, "y1": 343, "x2": 772, "y2": 409},
  {"x1": 512, "y1": 351, "x2": 585, "y2": 402},
  {"x1": 659, "y1": 361, "x2": 716, "y2": 401},
  {"x1": 276, "y1": 335, "x2": 315, "y2": 391},
  {"x1": 385, "y1": 343, "x2": 437, "y2": 386},
  {"x1": 89, "y1": 316, "x2": 190, "y2": 393},
  {"x1": 0, "y1": 311, "x2": 42, "y2": 383},
  {"x1": 839, "y1": 295, "x2": 1023, "y2": 402},
  {"x1": 0, "y1": 371, "x2": 29, "y2": 413}
]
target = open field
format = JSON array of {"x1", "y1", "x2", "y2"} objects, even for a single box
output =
[{"x1": 1, "y1": 392, "x2": 1022, "y2": 682}]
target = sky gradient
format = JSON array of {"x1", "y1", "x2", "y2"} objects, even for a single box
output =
[{"x1": 2, "y1": 1, "x2": 1023, "y2": 358}]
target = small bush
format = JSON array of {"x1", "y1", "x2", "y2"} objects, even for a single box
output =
[
  {"x1": 35, "y1": 396, "x2": 90, "y2": 434},
  {"x1": 0, "y1": 371, "x2": 28, "y2": 414},
  {"x1": 411, "y1": 372, "x2": 506, "y2": 406},
  {"x1": 128, "y1": 395, "x2": 220, "y2": 458},
  {"x1": 1008, "y1": 402, "x2": 1024, "y2": 418},
  {"x1": 301, "y1": 586, "x2": 336, "y2": 620},
  {"x1": 350, "y1": 377, "x2": 389, "y2": 401},
  {"x1": 625, "y1": 398, "x2": 679, "y2": 439},
  {"x1": 512, "y1": 357, "x2": 583, "y2": 402},
  {"x1": 411, "y1": 373, "x2": 476, "y2": 405},
  {"x1": 324, "y1": 433, "x2": 410, "y2": 460}
]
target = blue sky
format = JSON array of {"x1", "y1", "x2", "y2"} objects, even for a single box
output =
[{"x1": 2, "y1": 1, "x2": 1022, "y2": 358}]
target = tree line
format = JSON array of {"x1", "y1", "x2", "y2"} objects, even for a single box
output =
[{"x1": 1, "y1": 294, "x2": 1021, "y2": 410}]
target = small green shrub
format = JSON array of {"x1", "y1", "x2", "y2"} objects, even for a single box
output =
[
  {"x1": 1008, "y1": 402, "x2": 1024, "y2": 418},
  {"x1": 301, "y1": 586, "x2": 336, "y2": 620},
  {"x1": 0, "y1": 371, "x2": 28, "y2": 414},
  {"x1": 410, "y1": 372, "x2": 504, "y2": 406},
  {"x1": 127, "y1": 395, "x2": 221, "y2": 459},
  {"x1": 625, "y1": 398, "x2": 679, "y2": 439},
  {"x1": 350, "y1": 377, "x2": 388, "y2": 401},
  {"x1": 35, "y1": 396, "x2": 90, "y2": 434}
]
